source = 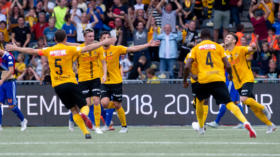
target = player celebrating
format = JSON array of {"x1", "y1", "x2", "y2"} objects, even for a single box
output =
[
  {"x1": 6, "y1": 30, "x2": 116, "y2": 139},
  {"x1": 0, "y1": 49, "x2": 27, "y2": 131},
  {"x1": 184, "y1": 29, "x2": 256, "y2": 138},
  {"x1": 224, "y1": 33, "x2": 276, "y2": 134},
  {"x1": 68, "y1": 28, "x2": 106, "y2": 134},
  {"x1": 96, "y1": 31, "x2": 160, "y2": 133}
]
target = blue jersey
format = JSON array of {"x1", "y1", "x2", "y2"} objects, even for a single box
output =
[
  {"x1": 225, "y1": 72, "x2": 240, "y2": 102},
  {"x1": 0, "y1": 52, "x2": 17, "y2": 105}
]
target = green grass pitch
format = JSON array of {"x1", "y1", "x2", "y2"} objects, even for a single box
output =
[{"x1": 0, "y1": 126, "x2": 279, "y2": 157}]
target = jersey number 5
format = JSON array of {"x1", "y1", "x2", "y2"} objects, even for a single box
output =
[
  {"x1": 55, "y1": 58, "x2": 63, "y2": 75},
  {"x1": 206, "y1": 51, "x2": 214, "y2": 68}
]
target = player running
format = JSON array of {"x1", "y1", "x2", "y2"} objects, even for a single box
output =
[
  {"x1": 6, "y1": 30, "x2": 116, "y2": 139},
  {"x1": 223, "y1": 33, "x2": 276, "y2": 134},
  {"x1": 184, "y1": 29, "x2": 257, "y2": 138},
  {"x1": 68, "y1": 28, "x2": 106, "y2": 134},
  {"x1": 95, "y1": 31, "x2": 160, "y2": 133},
  {"x1": 0, "y1": 49, "x2": 27, "y2": 131}
]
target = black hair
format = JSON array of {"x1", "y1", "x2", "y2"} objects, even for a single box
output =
[
  {"x1": 99, "y1": 31, "x2": 111, "y2": 39},
  {"x1": 55, "y1": 30, "x2": 67, "y2": 43},
  {"x1": 200, "y1": 29, "x2": 211, "y2": 40}
]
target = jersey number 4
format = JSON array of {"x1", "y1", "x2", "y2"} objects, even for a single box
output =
[
  {"x1": 55, "y1": 58, "x2": 63, "y2": 75},
  {"x1": 206, "y1": 51, "x2": 214, "y2": 68}
]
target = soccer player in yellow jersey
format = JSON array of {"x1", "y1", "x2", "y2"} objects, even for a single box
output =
[
  {"x1": 96, "y1": 31, "x2": 160, "y2": 133},
  {"x1": 184, "y1": 53, "x2": 208, "y2": 132},
  {"x1": 6, "y1": 30, "x2": 116, "y2": 139},
  {"x1": 224, "y1": 33, "x2": 276, "y2": 134},
  {"x1": 184, "y1": 29, "x2": 257, "y2": 138},
  {"x1": 68, "y1": 28, "x2": 106, "y2": 134}
]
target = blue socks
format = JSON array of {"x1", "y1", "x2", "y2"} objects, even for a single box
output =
[
  {"x1": 11, "y1": 105, "x2": 24, "y2": 122},
  {"x1": 88, "y1": 105, "x2": 95, "y2": 125},
  {"x1": 105, "y1": 109, "x2": 114, "y2": 126},
  {"x1": 215, "y1": 104, "x2": 227, "y2": 124},
  {"x1": 69, "y1": 113, "x2": 74, "y2": 122}
]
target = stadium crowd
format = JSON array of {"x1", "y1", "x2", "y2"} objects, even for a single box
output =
[{"x1": 0, "y1": 0, "x2": 280, "y2": 83}]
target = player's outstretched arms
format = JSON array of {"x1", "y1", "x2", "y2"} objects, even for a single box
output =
[
  {"x1": 81, "y1": 37, "x2": 117, "y2": 53},
  {"x1": 6, "y1": 44, "x2": 39, "y2": 55},
  {"x1": 127, "y1": 40, "x2": 160, "y2": 53}
]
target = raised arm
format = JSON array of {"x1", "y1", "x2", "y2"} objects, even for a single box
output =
[
  {"x1": 126, "y1": 40, "x2": 160, "y2": 53},
  {"x1": 81, "y1": 37, "x2": 117, "y2": 53},
  {"x1": 156, "y1": 0, "x2": 165, "y2": 14},
  {"x1": 91, "y1": 11, "x2": 99, "y2": 28},
  {"x1": 174, "y1": 0, "x2": 182, "y2": 14},
  {"x1": 261, "y1": 0, "x2": 271, "y2": 20},
  {"x1": 249, "y1": 1, "x2": 255, "y2": 18}
]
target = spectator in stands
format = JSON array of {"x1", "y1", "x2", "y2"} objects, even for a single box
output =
[
  {"x1": 0, "y1": 0, "x2": 12, "y2": 15},
  {"x1": 213, "y1": 0, "x2": 230, "y2": 42},
  {"x1": 40, "y1": 55, "x2": 51, "y2": 85},
  {"x1": 181, "y1": 0, "x2": 195, "y2": 22},
  {"x1": 43, "y1": 17, "x2": 57, "y2": 46},
  {"x1": 34, "y1": 1, "x2": 45, "y2": 15},
  {"x1": 15, "y1": 53, "x2": 26, "y2": 79},
  {"x1": 156, "y1": 0, "x2": 182, "y2": 32},
  {"x1": 62, "y1": 13, "x2": 77, "y2": 43},
  {"x1": 110, "y1": 17, "x2": 126, "y2": 45},
  {"x1": 147, "y1": 0, "x2": 161, "y2": 27},
  {"x1": 72, "y1": 12, "x2": 98, "y2": 43},
  {"x1": 272, "y1": 12, "x2": 280, "y2": 35},
  {"x1": 77, "y1": 0, "x2": 87, "y2": 12},
  {"x1": 17, "y1": 65, "x2": 40, "y2": 81},
  {"x1": 134, "y1": 0, "x2": 145, "y2": 10},
  {"x1": 0, "y1": 32, "x2": 6, "y2": 50},
  {"x1": 110, "y1": 0, "x2": 127, "y2": 20},
  {"x1": 147, "y1": 16, "x2": 160, "y2": 61},
  {"x1": 120, "y1": 54, "x2": 133, "y2": 79},
  {"x1": 87, "y1": 0, "x2": 105, "y2": 40},
  {"x1": 249, "y1": 0, "x2": 271, "y2": 41},
  {"x1": 128, "y1": 11, "x2": 151, "y2": 65},
  {"x1": 235, "y1": 24, "x2": 245, "y2": 46},
  {"x1": 25, "y1": 8, "x2": 37, "y2": 28},
  {"x1": 52, "y1": 0, "x2": 68, "y2": 29},
  {"x1": 96, "y1": 0, "x2": 106, "y2": 12},
  {"x1": 128, "y1": 55, "x2": 149, "y2": 80},
  {"x1": 267, "y1": 27, "x2": 279, "y2": 51},
  {"x1": 258, "y1": 41, "x2": 273, "y2": 75},
  {"x1": 133, "y1": 9, "x2": 147, "y2": 26},
  {"x1": 32, "y1": 12, "x2": 48, "y2": 41},
  {"x1": 8, "y1": 1, "x2": 24, "y2": 27},
  {"x1": 70, "y1": 0, "x2": 82, "y2": 24},
  {"x1": 0, "y1": 21, "x2": 9, "y2": 42},
  {"x1": 11, "y1": 16, "x2": 31, "y2": 47},
  {"x1": 229, "y1": 0, "x2": 242, "y2": 27},
  {"x1": 266, "y1": 59, "x2": 280, "y2": 78},
  {"x1": 178, "y1": 20, "x2": 198, "y2": 78},
  {"x1": 146, "y1": 68, "x2": 160, "y2": 84},
  {"x1": 256, "y1": 0, "x2": 275, "y2": 27},
  {"x1": 153, "y1": 24, "x2": 182, "y2": 78},
  {"x1": 0, "y1": 12, "x2": 6, "y2": 22}
]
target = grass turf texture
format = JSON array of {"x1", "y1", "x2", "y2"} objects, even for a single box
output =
[{"x1": 0, "y1": 126, "x2": 279, "y2": 157}]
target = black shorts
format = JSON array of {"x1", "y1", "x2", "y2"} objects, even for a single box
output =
[
  {"x1": 191, "y1": 82, "x2": 199, "y2": 97},
  {"x1": 237, "y1": 82, "x2": 254, "y2": 98},
  {"x1": 54, "y1": 83, "x2": 86, "y2": 109},
  {"x1": 196, "y1": 81, "x2": 232, "y2": 105},
  {"x1": 79, "y1": 78, "x2": 101, "y2": 98},
  {"x1": 100, "y1": 83, "x2": 122, "y2": 102}
]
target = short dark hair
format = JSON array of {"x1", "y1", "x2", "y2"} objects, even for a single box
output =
[
  {"x1": 146, "y1": 68, "x2": 155, "y2": 75},
  {"x1": 55, "y1": 30, "x2": 66, "y2": 43},
  {"x1": 200, "y1": 29, "x2": 211, "y2": 40},
  {"x1": 18, "y1": 16, "x2": 25, "y2": 20},
  {"x1": 64, "y1": 13, "x2": 71, "y2": 22},
  {"x1": 100, "y1": 31, "x2": 111, "y2": 39},
  {"x1": 228, "y1": 32, "x2": 238, "y2": 44}
]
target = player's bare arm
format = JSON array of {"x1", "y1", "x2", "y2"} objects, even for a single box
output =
[
  {"x1": 126, "y1": 40, "x2": 160, "y2": 53},
  {"x1": 101, "y1": 60, "x2": 107, "y2": 83},
  {"x1": 222, "y1": 57, "x2": 233, "y2": 81},
  {"x1": 183, "y1": 58, "x2": 194, "y2": 88},
  {"x1": 5, "y1": 44, "x2": 39, "y2": 55},
  {"x1": 81, "y1": 37, "x2": 117, "y2": 53}
]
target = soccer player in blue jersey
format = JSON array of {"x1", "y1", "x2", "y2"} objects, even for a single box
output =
[
  {"x1": 0, "y1": 49, "x2": 27, "y2": 131},
  {"x1": 206, "y1": 72, "x2": 244, "y2": 129}
]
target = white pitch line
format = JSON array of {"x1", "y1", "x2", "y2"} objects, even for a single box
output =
[
  {"x1": 0, "y1": 141, "x2": 279, "y2": 145},
  {"x1": 0, "y1": 153, "x2": 280, "y2": 157}
]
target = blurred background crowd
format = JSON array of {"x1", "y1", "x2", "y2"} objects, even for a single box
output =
[{"x1": 0, "y1": 0, "x2": 280, "y2": 84}]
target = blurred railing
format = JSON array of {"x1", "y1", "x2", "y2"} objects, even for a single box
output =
[{"x1": 16, "y1": 78, "x2": 280, "y2": 85}]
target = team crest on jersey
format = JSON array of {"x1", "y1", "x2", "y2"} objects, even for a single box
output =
[
  {"x1": 50, "y1": 50, "x2": 66, "y2": 56},
  {"x1": 199, "y1": 44, "x2": 216, "y2": 50}
]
